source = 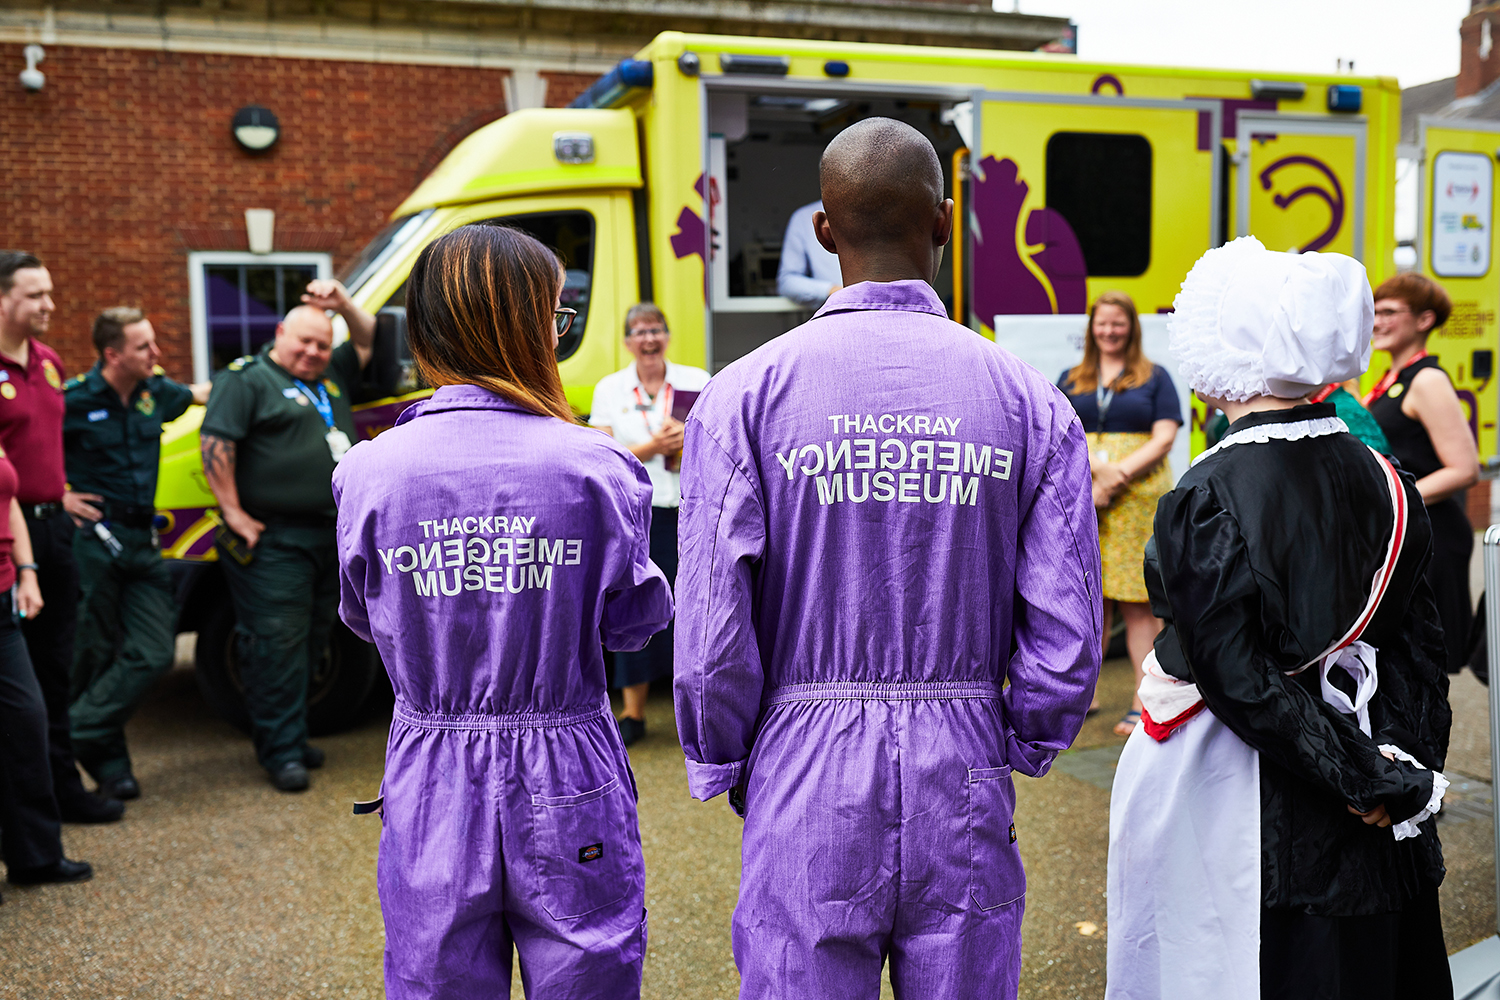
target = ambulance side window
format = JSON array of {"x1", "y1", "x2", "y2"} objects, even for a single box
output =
[
  {"x1": 1045, "y1": 132, "x2": 1153, "y2": 278},
  {"x1": 479, "y1": 210, "x2": 595, "y2": 362}
]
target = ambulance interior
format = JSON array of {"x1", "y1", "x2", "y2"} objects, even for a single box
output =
[{"x1": 706, "y1": 89, "x2": 967, "y2": 370}]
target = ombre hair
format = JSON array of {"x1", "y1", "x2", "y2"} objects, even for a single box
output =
[
  {"x1": 1064, "y1": 291, "x2": 1155, "y2": 393},
  {"x1": 406, "y1": 224, "x2": 576, "y2": 423}
]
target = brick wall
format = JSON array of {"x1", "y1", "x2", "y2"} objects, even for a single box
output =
[
  {"x1": 0, "y1": 45, "x2": 512, "y2": 380},
  {"x1": 542, "y1": 71, "x2": 604, "y2": 108}
]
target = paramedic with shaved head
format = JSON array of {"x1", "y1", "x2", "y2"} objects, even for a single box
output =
[
  {"x1": 674, "y1": 117, "x2": 1102, "y2": 998},
  {"x1": 200, "y1": 281, "x2": 388, "y2": 791}
]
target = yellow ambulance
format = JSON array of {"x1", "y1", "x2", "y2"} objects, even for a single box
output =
[{"x1": 158, "y1": 30, "x2": 1500, "y2": 730}]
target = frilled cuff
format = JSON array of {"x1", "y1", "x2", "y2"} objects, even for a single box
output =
[
  {"x1": 1378, "y1": 744, "x2": 1448, "y2": 838},
  {"x1": 684, "y1": 757, "x2": 746, "y2": 803}
]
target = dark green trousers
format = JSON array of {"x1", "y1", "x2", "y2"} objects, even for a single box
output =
[
  {"x1": 69, "y1": 523, "x2": 177, "y2": 782},
  {"x1": 217, "y1": 521, "x2": 338, "y2": 771}
]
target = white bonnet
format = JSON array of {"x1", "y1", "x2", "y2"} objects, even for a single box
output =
[{"x1": 1167, "y1": 236, "x2": 1374, "y2": 401}]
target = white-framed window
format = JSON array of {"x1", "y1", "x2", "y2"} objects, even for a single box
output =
[{"x1": 187, "y1": 251, "x2": 332, "y2": 383}]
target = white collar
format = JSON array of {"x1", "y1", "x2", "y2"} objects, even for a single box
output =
[{"x1": 1192, "y1": 416, "x2": 1349, "y2": 468}]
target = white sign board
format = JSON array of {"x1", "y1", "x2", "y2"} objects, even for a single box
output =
[
  {"x1": 1431, "y1": 150, "x2": 1493, "y2": 278},
  {"x1": 993, "y1": 314, "x2": 1194, "y2": 486}
]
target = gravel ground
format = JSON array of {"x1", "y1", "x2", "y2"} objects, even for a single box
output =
[{"x1": 1, "y1": 642, "x2": 1495, "y2": 999}]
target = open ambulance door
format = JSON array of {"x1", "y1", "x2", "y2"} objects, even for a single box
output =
[
  {"x1": 1416, "y1": 117, "x2": 1499, "y2": 469},
  {"x1": 969, "y1": 90, "x2": 1221, "y2": 480},
  {"x1": 1232, "y1": 112, "x2": 1366, "y2": 259}
]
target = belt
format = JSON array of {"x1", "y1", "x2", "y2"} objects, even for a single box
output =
[
  {"x1": 393, "y1": 701, "x2": 609, "y2": 731},
  {"x1": 764, "y1": 680, "x2": 1004, "y2": 705},
  {"x1": 24, "y1": 501, "x2": 63, "y2": 521},
  {"x1": 105, "y1": 504, "x2": 158, "y2": 530}
]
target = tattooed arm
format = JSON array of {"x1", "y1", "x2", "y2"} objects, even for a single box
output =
[{"x1": 201, "y1": 432, "x2": 264, "y2": 548}]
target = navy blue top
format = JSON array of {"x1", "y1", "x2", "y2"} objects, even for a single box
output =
[{"x1": 1058, "y1": 364, "x2": 1182, "y2": 434}]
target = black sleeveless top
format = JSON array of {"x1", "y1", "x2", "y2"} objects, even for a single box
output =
[{"x1": 1369, "y1": 355, "x2": 1446, "y2": 479}]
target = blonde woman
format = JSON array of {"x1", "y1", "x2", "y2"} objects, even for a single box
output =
[{"x1": 1058, "y1": 292, "x2": 1181, "y2": 735}]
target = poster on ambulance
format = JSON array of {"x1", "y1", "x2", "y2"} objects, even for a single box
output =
[{"x1": 1431, "y1": 151, "x2": 1493, "y2": 278}]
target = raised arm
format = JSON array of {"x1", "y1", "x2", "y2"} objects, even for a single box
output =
[
  {"x1": 201, "y1": 432, "x2": 264, "y2": 548},
  {"x1": 1005, "y1": 421, "x2": 1103, "y2": 776},
  {"x1": 303, "y1": 279, "x2": 377, "y2": 368},
  {"x1": 672, "y1": 419, "x2": 767, "y2": 807}
]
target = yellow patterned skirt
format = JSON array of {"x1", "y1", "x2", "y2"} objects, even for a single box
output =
[{"x1": 1089, "y1": 432, "x2": 1174, "y2": 603}]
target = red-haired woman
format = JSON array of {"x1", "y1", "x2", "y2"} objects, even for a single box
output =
[
  {"x1": 1059, "y1": 292, "x2": 1182, "y2": 735},
  {"x1": 1366, "y1": 274, "x2": 1480, "y2": 674},
  {"x1": 333, "y1": 224, "x2": 672, "y2": 999}
]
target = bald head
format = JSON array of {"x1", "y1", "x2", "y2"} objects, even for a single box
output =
[
  {"x1": 813, "y1": 118, "x2": 952, "y2": 287},
  {"x1": 821, "y1": 118, "x2": 944, "y2": 248},
  {"x1": 272, "y1": 304, "x2": 335, "y2": 381}
]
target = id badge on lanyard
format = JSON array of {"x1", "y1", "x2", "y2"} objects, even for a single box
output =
[{"x1": 294, "y1": 379, "x2": 352, "y2": 463}]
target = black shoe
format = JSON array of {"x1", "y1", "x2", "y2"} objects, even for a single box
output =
[
  {"x1": 303, "y1": 745, "x2": 325, "y2": 770},
  {"x1": 617, "y1": 716, "x2": 646, "y2": 747},
  {"x1": 59, "y1": 790, "x2": 125, "y2": 823},
  {"x1": 271, "y1": 761, "x2": 310, "y2": 792},
  {"x1": 97, "y1": 775, "x2": 141, "y2": 802},
  {"x1": 8, "y1": 858, "x2": 94, "y2": 886}
]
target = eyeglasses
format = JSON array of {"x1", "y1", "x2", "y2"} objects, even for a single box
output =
[
  {"x1": 626, "y1": 325, "x2": 668, "y2": 339},
  {"x1": 1374, "y1": 306, "x2": 1411, "y2": 319},
  {"x1": 554, "y1": 308, "x2": 577, "y2": 336}
]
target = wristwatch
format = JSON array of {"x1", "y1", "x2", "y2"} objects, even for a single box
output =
[{"x1": 16, "y1": 562, "x2": 39, "y2": 573}]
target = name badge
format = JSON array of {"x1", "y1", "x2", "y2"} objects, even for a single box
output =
[
  {"x1": 88, "y1": 409, "x2": 109, "y2": 422},
  {"x1": 326, "y1": 428, "x2": 353, "y2": 463},
  {"x1": 282, "y1": 387, "x2": 302, "y2": 399}
]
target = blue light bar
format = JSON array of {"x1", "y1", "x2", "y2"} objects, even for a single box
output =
[
  {"x1": 569, "y1": 58, "x2": 654, "y2": 109},
  {"x1": 1327, "y1": 84, "x2": 1362, "y2": 113}
]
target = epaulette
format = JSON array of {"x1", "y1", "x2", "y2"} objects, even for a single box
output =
[
  {"x1": 63, "y1": 375, "x2": 87, "y2": 389},
  {"x1": 152, "y1": 364, "x2": 167, "y2": 376},
  {"x1": 226, "y1": 356, "x2": 254, "y2": 372}
]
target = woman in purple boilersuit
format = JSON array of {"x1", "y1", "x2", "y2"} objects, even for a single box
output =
[{"x1": 332, "y1": 224, "x2": 673, "y2": 1000}]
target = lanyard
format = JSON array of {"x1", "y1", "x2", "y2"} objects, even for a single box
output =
[
  {"x1": 1095, "y1": 371, "x2": 1123, "y2": 430},
  {"x1": 293, "y1": 378, "x2": 335, "y2": 430},
  {"x1": 632, "y1": 383, "x2": 673, "y2": 435},
  {"x1": 1361, "y1": 350, "x2": 1427, "y2": 407}
]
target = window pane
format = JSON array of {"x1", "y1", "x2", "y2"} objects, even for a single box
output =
[
  {"x1": 479, "y1": 211, "x2": 595, "y2": 362},
  {"x1": 204, "y1": 263, "x2": 318, "y2": 372},
  {"x1": 1045, "y1": 132, "x2": 1153, "y2": 277}
]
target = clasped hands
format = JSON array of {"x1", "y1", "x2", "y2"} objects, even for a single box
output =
[
  {"x1": 1346, "y1": 749, "x2": 1402, "y2": 829},
  {"x1": 1091, "y1": 462, "x2": 1130, "y2": 509},
  {"x1": 642, "y1": 418, "x2": 685, "y2": 460}
]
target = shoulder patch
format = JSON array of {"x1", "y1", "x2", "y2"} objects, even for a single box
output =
[
  {"x1": 227, "y1": 356, "x2": 253, "y2": 372},
  {"x1": 64, "y1": 375, "x2": 87, "y2": 389},
  {"x1": 152, "y1": 364, "x2": 167, "y2": 376}
]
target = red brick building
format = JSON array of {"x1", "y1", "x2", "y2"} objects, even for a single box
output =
[{"x1": 0, "y1": 0, "x2": 1072, "y2": 382}]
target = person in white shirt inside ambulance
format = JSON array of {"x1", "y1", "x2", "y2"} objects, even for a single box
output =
[{"x1": 588, "y1": 304, "x2": 710, "y2": 746}]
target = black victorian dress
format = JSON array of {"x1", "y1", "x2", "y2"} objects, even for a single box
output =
[
  {"x1": 1131, "y1": 403, "x2": 1452, "y2": 999},
  {"x1": 1369, "y1": 355, "x2": 1475, "y2": 673}
]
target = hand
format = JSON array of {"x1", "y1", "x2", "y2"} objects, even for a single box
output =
[
  {"x1": 1095, "y1": 463, "x2": 1130, "y2": 497},
  {"x1": 301, "y1": 279, "x2": 353, "y2": 314},
  {"x1": 1092, "y1": 483, "x2": 1112, "y2": 509},
  {"x1": 15, "y1": 571, "x2": 43, "y2": 619},
  {"x1": 224, "y1": 509, "x2": 266, "y2": 550},
  {"x1": 63, "y1": 490, "x2": 105, "y2": 527},
  {"x1": 651, "y1": 419, "x2": 685, "y2": 458},
  {"x1": 1347, "y1": 803, "x2": 1392, "y2": 828}
]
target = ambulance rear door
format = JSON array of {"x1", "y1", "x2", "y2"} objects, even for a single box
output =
[
  {"x1": 1233, "y1": 112, "x2": 1366, "y2": 259},
  {"x1": 971, "y1": 89, "x2": 1222, "y2": 480},
  {"x1": 1417, "y1": 117, "x2": 1500, "y2": 468}
]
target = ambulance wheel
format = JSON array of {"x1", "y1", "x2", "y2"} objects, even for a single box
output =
[{"x1": 194, "y1": 602, "x2": 381, "y2": 736}]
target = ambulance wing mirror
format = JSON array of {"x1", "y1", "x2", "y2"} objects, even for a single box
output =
[{"x1": 373, "y1": 306, "x2": 409, "y2": 394}]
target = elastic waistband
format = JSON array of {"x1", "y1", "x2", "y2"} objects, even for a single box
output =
[
  {"x1": 394, "y1": 701, "x2": 609, "y2": 731},
  {"x1": 765, "y1": 681, "x2": 1003, "y2": 705}
]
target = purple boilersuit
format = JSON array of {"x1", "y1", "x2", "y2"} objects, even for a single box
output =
[
  {"x1": 332, "y1": 386, "x2": 672, "y2": 1000},
  {"x1": 674, "y1": 281, "x2": 1102, "y2": 999}
]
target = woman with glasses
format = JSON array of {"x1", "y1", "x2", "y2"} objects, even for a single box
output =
[
  {"x1": 588, "y1": 304, "x2": 710, "y2": 746},
  {"x1": 332, "y1": 224, "x2": 672, "y2": 999},
  {"x1": 1366, "y1": 274, "x2": 1480, "y2": 675}
]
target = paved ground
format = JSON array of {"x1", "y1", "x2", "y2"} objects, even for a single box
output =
[{"x1": 2, "y1": 643, "x2": 1496, "y2": 999}]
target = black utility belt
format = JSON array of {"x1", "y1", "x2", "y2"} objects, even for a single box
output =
[
  {"x1": 25, "y1": 501, "x2": 63, "y2": 521},
  {"x1": 104, "y1": 505, "x2": 158, "y2": 530}
]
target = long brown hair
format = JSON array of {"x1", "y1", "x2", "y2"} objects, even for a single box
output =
[
  {"x1": 1064, "y1": 291, "x2": 1155, "y2": 393},
  {"x1": 406, "y1": 224, "x2": 575, "y2": 422}
]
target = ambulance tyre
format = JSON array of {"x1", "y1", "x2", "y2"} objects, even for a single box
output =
[{"x1": 194, "y1": 601, "x2": 382, "y2": 737}]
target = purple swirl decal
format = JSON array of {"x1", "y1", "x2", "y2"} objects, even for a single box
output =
[{"x1": 1258, "y1": 155, "x2": 1345, "y2": 253}]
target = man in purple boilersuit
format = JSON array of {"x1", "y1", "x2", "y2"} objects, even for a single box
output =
[{"x1": 674, "y1": 119, "x2": 1103, "y2": 999}]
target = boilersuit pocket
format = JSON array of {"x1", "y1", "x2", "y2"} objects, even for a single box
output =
[
  {"x1": 531, "y1": 775, "x2": 635, "y2": 919},
  {"x1": 968, "y1": 765, "x2": 1026, "y2": 911}
]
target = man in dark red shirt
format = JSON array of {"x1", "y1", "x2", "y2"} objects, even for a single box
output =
[{"x1": 0, "y1": 251, "x2": 122, "y2": 825}]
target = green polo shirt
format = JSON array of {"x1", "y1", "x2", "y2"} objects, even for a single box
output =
[
  {"x1": 200, "y1": 341, "x2": 363, "y2": 519},
  {"x1": 63, "y1": 365, "x2": 196, "y2": 508}
]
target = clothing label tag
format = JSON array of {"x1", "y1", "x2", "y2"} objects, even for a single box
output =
[
  {"x1": 326, "y1": 428, "x2": 353, "y2": 463},
  {"x1": 578, "y1": 843, "x2": 604, "y2": 863},
  {"x1": 1009, "y1": 823, "x2": 1017, "y2": 844},
  {"x1": 282, "y1": 387, "x2": 302, "y2": 399},
  {"x1": 88, "y1": 409, "x2": 109, "y2": 422}
]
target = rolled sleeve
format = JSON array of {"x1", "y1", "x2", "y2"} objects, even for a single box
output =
[
  {"x1": 1004, "y1": 418, "x2": 1103, "y2": 776},
  {"x1": 673, "y1": 418, "x2": 767, "y2": 802}
]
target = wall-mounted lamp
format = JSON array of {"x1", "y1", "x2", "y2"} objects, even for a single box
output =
[
  {"x1": 19, "y1": 45, "x2": 44, "y2": 92},
  {"x1": 232, "y1": 106, "x2": 280, "y2": 154}
]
